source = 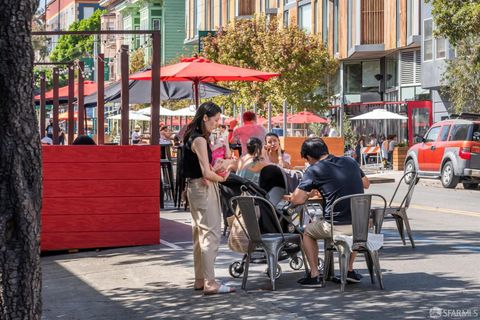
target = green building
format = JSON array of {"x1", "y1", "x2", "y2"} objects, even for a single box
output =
[{"x1": 101, "y1": 0, "x2": 194, "y2": 65}]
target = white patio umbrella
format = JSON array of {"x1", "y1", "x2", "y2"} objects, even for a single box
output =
[
  {"x1": 108, "y1": 111, "x2": 151, "y2": 121},
  {"x1": 136, "y1": 106, "x2": 176, "y2": 117},
  {"x1": 171, "y1": 105, "x2": 197, "y2": 117},
  {"x1": 350, "y1": 109, "x2": 408, "y2": 120}
]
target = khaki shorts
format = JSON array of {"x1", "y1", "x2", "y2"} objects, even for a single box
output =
[{"x1": 304, "y1": 220, "x2": 352, "y2": 240}]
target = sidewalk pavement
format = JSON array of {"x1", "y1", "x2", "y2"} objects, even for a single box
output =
[{"x1": 42, "y1": 171, "x2": 479, "y2": 320}]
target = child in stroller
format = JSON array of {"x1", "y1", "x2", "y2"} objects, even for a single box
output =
[{"x1": 219, "y1": 166, "x2": 305, "y2": 280}]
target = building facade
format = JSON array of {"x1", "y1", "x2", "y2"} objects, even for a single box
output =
[
  {"x1": 45, "y1": 0, "x2": 103, "y2": 51},
  {"x1": 185, "y1": 0, "x2": 452, "y2": 123},
  {"x1": 100, "y1": 0, "x2": 190, "y2": 80},
  {"x1": 421, "y1": 1, "x2": 454, "y2": 122}
]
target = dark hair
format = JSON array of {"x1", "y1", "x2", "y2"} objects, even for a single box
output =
[
  {"x1": 160, "y1": 126, "x2": 168, "y2": 131},
  {"x1": 219, "y1": 124, "x2": 226, "y2": 130},
  {"x1": 183, "y1": 101, "x2": 222, "y2": 143},
  {"x1": 72, "y1": 135, "x2": 96, "y2": 145},
  {"x1": 265, "y1": 132, "x2": 279, "y2": 140},
  {"x1": 301, "y1": 137, "x2": 329, "y2": 160},
  {"x1": 242, "y1": 111, "x2": 256, "y2": 122},
  {"x1": 246, "y1": 137, "x2": 263, "y2": 161}
]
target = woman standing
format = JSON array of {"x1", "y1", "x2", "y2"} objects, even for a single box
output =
[
  {"x1": 262, "y1": 132, "x2": 291, "y2": 169},
  {"x1": 182, "y1": 102, "x2": 235, "y2": 295}
]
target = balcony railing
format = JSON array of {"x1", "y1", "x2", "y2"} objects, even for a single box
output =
[{"x1": 361, "y1": 0, "x2": 384, "y2": 44}]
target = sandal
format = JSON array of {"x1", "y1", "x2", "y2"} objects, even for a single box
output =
[{"x1": 203, "y1": 284, "x2": 236, "y2": 296}]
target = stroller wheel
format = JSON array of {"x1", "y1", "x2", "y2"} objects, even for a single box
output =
[
  {"x1": 266, "y1": 264, "x2": 282, "y2": 280},
  {"x1": 229, "y1": 261, "x2": 244, "y2": 278},
  {"x1": 289, "y1": 256, "x2": 304, "y2": 270}
]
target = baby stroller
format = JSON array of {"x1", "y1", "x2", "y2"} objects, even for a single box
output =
[{"x1": 219, "y1": 168, "x2": 304, "y2": 280}]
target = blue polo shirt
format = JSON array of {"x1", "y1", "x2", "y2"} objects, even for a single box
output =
[{"x1": 297, "y1": 155, "x2": 365, "y2": 225}]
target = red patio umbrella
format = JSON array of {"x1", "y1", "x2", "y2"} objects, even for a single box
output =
[
  {"x1": 270, "y1": 113, "x2": 292, "y2": 124},
  {"x1": 34, "y1": 81, "x2": 99, "y2": 103},
  {"x1": 287, "y1": 111, "x2": 328, "y2": 124},
  {"x1": 130, "y1": 57, "x2": 280, "y2": 108}
]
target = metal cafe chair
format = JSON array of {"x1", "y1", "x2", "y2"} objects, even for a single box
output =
[
  {"x1": 370, "y1": 171, "x2": 419, "y2": 248},
  {"x1": 323, "y1": 193, "x2": 387, "y2": 292},
  {"x1": 229, "y1": 195, "x2": 307, "y2": 291}
]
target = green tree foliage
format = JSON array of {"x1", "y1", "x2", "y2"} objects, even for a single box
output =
[
  {"x1": 33, "y1": 67, "x2": 68, "y2": 91},
  {"x1": 202, "y1": 15, "x2": 338, "y2": 115},
  {"x1": 50, "y1": 9, "x2": 106, "y2": 62},
  {"x1": 442, "y1": 38, "x2": 480, "y2": 113},
  {"x1": 427, "y1": 0, "x2": 480, "y2": 46},
  {"x1": 428, "y1": 0, "x2": 480, "y2": 113}
]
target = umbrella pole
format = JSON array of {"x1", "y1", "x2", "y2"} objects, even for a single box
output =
[{"x1": 194, "y1": 80, "x2": 200, "y2": 109}]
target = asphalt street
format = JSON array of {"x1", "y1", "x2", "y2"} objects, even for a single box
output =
[{"x1": 42, "y1": 172, "x2": 480, "y2": 320}]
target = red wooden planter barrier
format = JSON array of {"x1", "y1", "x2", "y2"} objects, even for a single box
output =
[{"x1": 41, "y1": 146, "x2": 161, "y2": 251}]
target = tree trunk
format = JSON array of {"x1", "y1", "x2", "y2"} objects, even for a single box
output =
[{"x1": 0, "y1": 1, "x2": 42, "y2": 319}]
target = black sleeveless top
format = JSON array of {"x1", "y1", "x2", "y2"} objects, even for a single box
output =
[{"x1": 183, "y1": 131, "x2": 212, "y2": 179}]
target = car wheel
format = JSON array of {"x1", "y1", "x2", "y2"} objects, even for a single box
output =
[
  {"x1": 404, "y1": 159, "x2": 418, "y2": 185},
  {"x1": 441, "y1": 161, "x2": 459, "y2": 189},
  {"x1": 462, "y1": 182, "x2": 479, "y2": 190}
]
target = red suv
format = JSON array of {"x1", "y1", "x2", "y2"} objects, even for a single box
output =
[{"x1": 404, "y1": 115, "x2": 480, "y2": 189}]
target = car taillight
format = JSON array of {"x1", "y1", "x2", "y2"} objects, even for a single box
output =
[{"x1": 459, "y1": 147, "x2": 471, "y2": 160}]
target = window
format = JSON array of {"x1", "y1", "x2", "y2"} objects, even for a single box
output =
[
  {"x1": 219, "y1": 0, "x2": 222, "y2": 26},
  {"x1": 226, "y1": 0, "x2": 230, "y2": 22},
  {"x1": 423, "y1": 19, "x2": 433, "y2": 61},
  {"x1": 436, "y1": 37, "x2": 446, "y2": 59},
  {"x1": 194, "y1": 0, "x2": 201, "y2": 37},
  {"x1": 450, "y1": 124, "x2": 471, "y2": 141},
  {"x1": 472, "y1": 124, "x2": 480, "y2": 142},
  {"x1": 83, "y1": 7, "x2": 95, "y2": 20},
  {"x1": 362, "y1": 60, "x2": 380, "y2": 88},
  {"x1": 298, "y1": 3, "x2": 312, "y2": 33},
  {"x1": 333, "y1": 0, "x2": 339, "y2": 53},
  {"x1": 283, "y1": 10, "x2": 289, "y2": 28},
  {"x1": 152, "y1": 18, "x2": 161, "y2": 30},
  {"x1": 322, "y1": 0, "x2": 328, "y2": 43},
  {"x1": 425, "y1": 126, "x2": 441, "y2": 142},
  {"x1": 439, "y1": 125, "x2": 451, "y2": 141},
  {"x1": 345, "y1": 63, "x2": 362, "y2": 94},
  {"x1": 210, "y1": 0, "x2": 214, "y2": 29}
]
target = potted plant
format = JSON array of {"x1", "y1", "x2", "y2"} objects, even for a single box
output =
[{"x1": 393, "y1": 142, "x2": 409, "y2": 171}]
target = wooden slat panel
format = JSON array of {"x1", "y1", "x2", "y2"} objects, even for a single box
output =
[
  {"x1": 42, "y1": 214, "x2": 159, "y2": 232},
  {"x1": 43, "y1": 180, "x2": 159, "y2": 198},
  {"x1": 360, "y1": 0, "x2": 384, "y2": 45},
  {"x1": 41, "y1": 231, "x2": 160, "y2": 251},
  {"x1": 43, "y1": 162, "x2": 160, "y2": 180},
  {"x1": 42, "y1": 197, "x2": 159, "y2": 215},
  {"x1": 42, "y1": 145, "x2": 160, "y2": 163},
  {"x1": 239, "y1": 0, "x2": 255, "y2": 15}
]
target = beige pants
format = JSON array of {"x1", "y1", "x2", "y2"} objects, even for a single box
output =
[
  {"x1": 187, "y1": 178, "x2": 222, "y2": 282},
  {"x1": 304, "y1": 220, "x2": 353, "y2": 240}
]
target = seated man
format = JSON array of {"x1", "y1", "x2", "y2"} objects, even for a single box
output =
[{"x1": 290, "y1": 137, "x2": 370, "y2": 287}]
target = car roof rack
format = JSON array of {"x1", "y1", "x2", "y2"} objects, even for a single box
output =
[{"x1": 449, "y1": 113, "x2": 480, "y2": 120}]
